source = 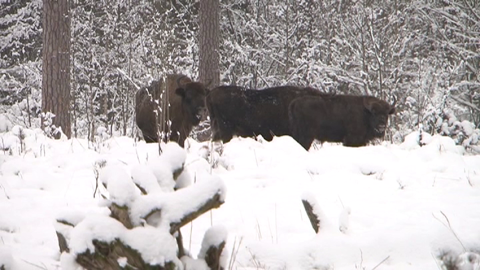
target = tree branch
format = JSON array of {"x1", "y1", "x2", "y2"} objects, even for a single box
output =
[
  {"x1": 450, "y1": 95, "x2": 480, "y2": 112},
  {"x1": 109, "y1": 203, "x2": 134, "y2": 229},
  {"x1": 170, "y1": 193, "x2": 223, "y2": 234},
  {"x1": 56, "y1": 232, "x2": 69, "y2": 253}
]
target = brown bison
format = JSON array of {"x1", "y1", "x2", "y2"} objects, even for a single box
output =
[
  {"x1": 135, "y1": 74, "x2": 208, "y2": 147},
  {"x1": 207, "y1": 85, "x2": 330, "y2": 142},
  {"x1": 289, "y1": 94, "x2": 396, "y2": 150}
]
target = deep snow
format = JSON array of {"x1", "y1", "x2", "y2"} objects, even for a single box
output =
[{"x1": 1, "y1": 127, "x2": 480, "y2": 269}]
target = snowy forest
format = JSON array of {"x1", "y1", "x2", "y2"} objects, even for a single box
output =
[
  {"x1": 1, "y1": 1, "x2": 480, "y2": 269},
  {"x1": 0, "y1": 0, "x2": 479, "y2": 147}
]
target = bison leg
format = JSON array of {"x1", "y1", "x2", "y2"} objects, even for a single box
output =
[
  {"x1": 212, "y1": 122, "x2": 234, "y2": 143},
  {"x1": 211, "y1": 132, "x2": 221, "y2": 142},
  {"x1": 212, "y1": 132, "x2": 232, "y2": 143},
  {"x1": 290, "y1": 126, "x2": 314, "y2": 150},
  {"x1": 343, "y1": 135, "x2": 367, "y2": 147},
  {"x1": 140, "y1": 128, "x2": 158, "y2": 143},
  {"x1": 144, "y1": 134, "x2": 158, "y2": 143},
  {"x1": 209, "y1": 117, "x2": 231, "y2": 143},
  {"x1": 261, "y1": 131, "x2": 274, "y2": 142},
  {"x1": 210, "y1": 124, "x2": 227, "y2": 142},
  {"x1": 297, "y1": 136, "x2": 314, "y2": 150},
  {"x1": 289, "y1": 122, "x2": 314, "y2": 150},
  {"x1": 219, "y1": 132, "x2": 233, "y2": 143}
]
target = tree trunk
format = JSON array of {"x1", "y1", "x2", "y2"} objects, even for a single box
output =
[
  {"x1": 42, "y1": 0, "x2": 71, "y2": 139},
  {"x1": 199, "y1": 0, "x2": 220, "y2": 87}
]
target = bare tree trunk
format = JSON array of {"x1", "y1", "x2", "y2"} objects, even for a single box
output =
[
  {"x1": 199, "y1": 0, "x2": 220, "y2": 87},
  {"x1": 197, "y1": 0, "x2": 219, "y2": 142},
  {"x1": 42, "y1": 0, "x2": 71, "y2": 139}
]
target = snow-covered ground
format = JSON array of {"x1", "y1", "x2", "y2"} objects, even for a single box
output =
[{"x1": 1, "y1": 127, "x2": 480, "y2": 269}]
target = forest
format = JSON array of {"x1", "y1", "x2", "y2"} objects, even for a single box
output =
[
  {"x1": 0, "y1": 0, "x2": 479, "y2": 149},
  {"x1": 1, "y1": 1, "x2": 480, "y2": 269}
]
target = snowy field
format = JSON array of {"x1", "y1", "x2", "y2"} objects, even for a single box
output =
[{"x1": 1, "y1": 127, "x2": 480, "y2": 269}]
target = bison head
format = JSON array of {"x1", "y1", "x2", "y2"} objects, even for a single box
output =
[
  {"x1": 364, "y1": 97, "x2": 396, "y2": 136},
  {"x1": 175, "y1": 82, "x2": 208, "y2": 125}
]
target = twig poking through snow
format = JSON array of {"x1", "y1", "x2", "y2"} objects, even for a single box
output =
[
  {"x1": 355, "y1": 249, "x2": 364, "y2": 270},
  {"x1": 20, "y1": 259, "x2": 48, "y2": 270},
  {"x1": 228, "y1": 236, "x2": 243, "y2": 270},
  {"x1": 339, "y1": 207, "x2": 351, "y2": 234},
  {"x1": 116, "y1": 67, "x2": 140, "y2": 90},
  {"x1": 0, "y1": 184, "x2": 9, "y2": 199},
  {"x1": 371, "y1": 255, "x2": 390, "y2": 270},
  {"x1": 433, "y1": 211, "x2": 466, "y2": 252}
]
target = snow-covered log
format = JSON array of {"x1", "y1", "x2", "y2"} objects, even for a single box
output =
[
  {"x1": 169, "y1": 192, "x2": 223, "y2": 234},
  {"x1": 302, "y1": 199, "x2": 320, "y2": 233},
  {"x1": 301, "y1": 192, "x2": 327, "y2": 234},
  {"x1": 199, "y1": 226, "x2": 228, "y2": 270},
  {"x1": 55, "y1": 143, "x2": 227, "y2": 270},
  {"x1": 75, "y1": 239, "x2": 177, "y2": 270}
]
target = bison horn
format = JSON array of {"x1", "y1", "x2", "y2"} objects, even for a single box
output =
[{"x1": 391, "y1": 95, "x2": 397, "y2": 107}]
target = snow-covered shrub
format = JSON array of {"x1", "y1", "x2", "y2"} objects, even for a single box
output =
[
  {"x1": 56, "y1": 142, "x2": 228, "y2": 270},
  {"x1": 402, "y1": 96, "x2": 480, "y2": 152},
  {"x1": 398, "y1": 87, "x2": 479, "y2": 153},
  {"x1": 0, "y1": 95, "x2": 41, "y2": 132},
  {"x1": 437, "y1": 250, "x2": 480, "y2": 270},
  {"x1": 0, "y1": 114, "x2": 14, "y2": 133},
  {"x1": 435, "y1": 109, "x2": 480, "y2": 152}
]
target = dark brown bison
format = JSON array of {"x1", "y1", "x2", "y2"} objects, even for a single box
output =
[
  {"x1": 289, "y1": 95, "x2": 396, "y2": 150},
  {"x1": 135, "y1": 74, "x2": 208, "y2": 147},
  {"x1": 207, "y1": 85, "x2": 330, "y2": 142}
]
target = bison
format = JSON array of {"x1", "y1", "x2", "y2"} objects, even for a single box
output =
[
  {"x1": 288, "y1": 94, "x2": 396, "y2": 150},
  {"x1": 135, "y1": 74, "x2": 208, "y2": 147},
  {"x1": 207, "y1": 85, "x2": 330, "y2": 142}
]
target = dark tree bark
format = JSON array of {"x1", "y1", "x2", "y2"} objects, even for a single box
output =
[
  {"x1": 76, "y1": 239, "x2": 176, "y2": 270},
  {"x1": 204, "y1": 241, "x2": 226, "y2": 270},
  {"x1": 302, "y1": 199, "x2": 320, "y2": 233},
  {"x1": 42, "y1": 0, "x2": 71, "y2": 139},
  {"x1": 199, "y1": 0, "x2": 220, "y2": 87},
  {"x1": 56, "y1": 190, "x2": 225, "y2": 270}
]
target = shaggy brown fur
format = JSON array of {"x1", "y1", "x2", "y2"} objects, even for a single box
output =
[
  {"x1": 289, "y1": 94, "x2": 396, "y2": 150},
  {"x1": 135, "y1": 74, "x2": 208, "y2": 147},
  {"x1": 206, "y1": 85, "x2": 331, "y2": 142}
]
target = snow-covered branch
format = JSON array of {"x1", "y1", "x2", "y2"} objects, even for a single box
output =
[{"x1": 55, "y1": 142, "x2": 227, "y2": 269}]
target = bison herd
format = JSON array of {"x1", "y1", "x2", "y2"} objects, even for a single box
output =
[{"x1": 135, "y1": 75, "x2": 396, "y2": 150}]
